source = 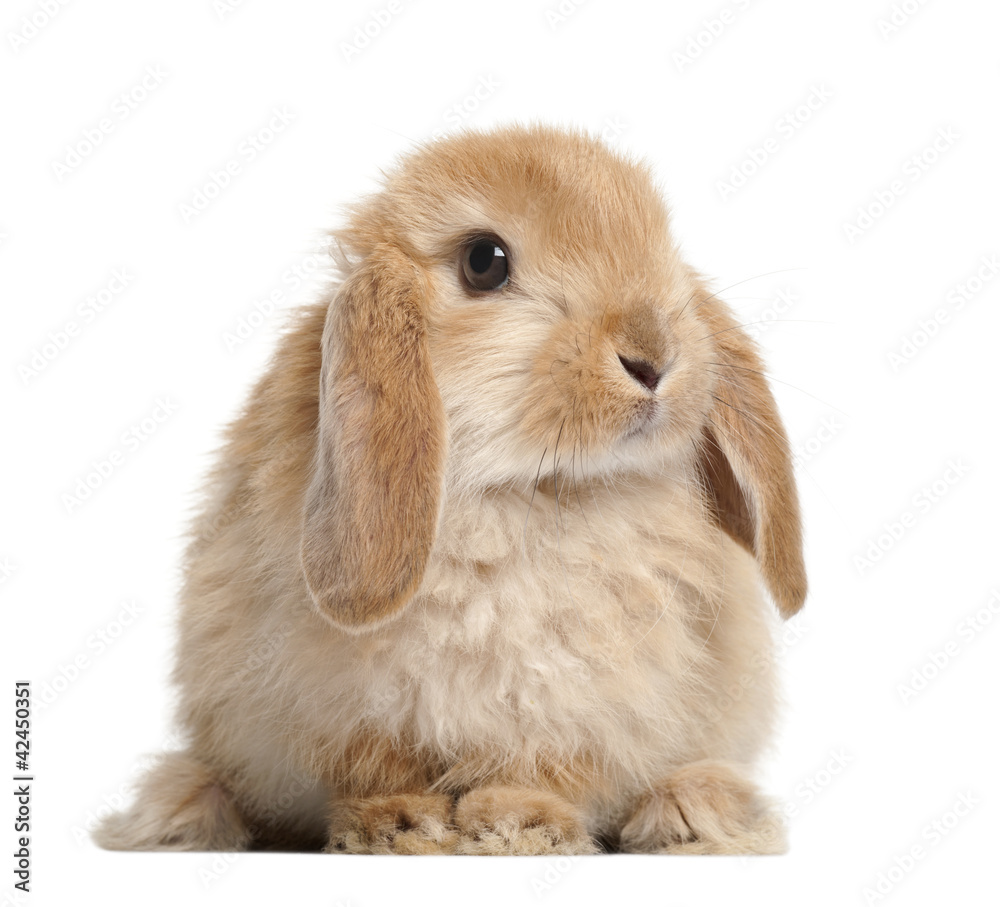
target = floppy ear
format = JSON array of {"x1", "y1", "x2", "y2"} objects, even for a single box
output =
[
  {"x1": 300, "y1": 243, "x2": 447, "y2": 633},
  {"x1": 697, "y1": 312, "x2": 807, "y2": 618}
]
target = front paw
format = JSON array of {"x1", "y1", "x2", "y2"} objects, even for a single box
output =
[
  {"x1": 453, "y1": 786, "x2": 598, "y2": 855},
  {"x1": 620, "y1": 761, "x2": 786, "y2": 854},
  {"x1": 325, "y1": 792, "x2": 458, "y2": 854}
]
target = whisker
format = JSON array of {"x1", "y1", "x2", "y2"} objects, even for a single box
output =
[
  {"x1": 707, "y1": 364, "x2": 848, "y2": 415},
  {"x1": 559, "y1": 258, "x2": 568, "y2": 315},
  {"x1": 570, "y1": 395, "x2": 596, "y2": 543},
  {"x1": 676, "y1": 268, "x2": 807, "y2": 321},
  {"x1": 577, "y1": 397, "x2": 608, "y2": 524},
  {"x1": 710, "y1": 393, "x2": 785, "y2": 443},
  {"x1": 599, "y1": 298, "x2": 613, "y2": 334},
  {"x1": 522, "y1": 444, "x2": 549, "y2": 556},
  {"x1": 552, "y1": 420, "x2": 565, "y2": 489},
  {"x1": 697, "y1": 319, "x2": 833, "y2": 343},
  {"x1": 550, "y1": 420, "x2": 585, "y2": 626}
]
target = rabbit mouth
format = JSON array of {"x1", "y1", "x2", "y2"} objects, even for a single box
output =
[{"x1": 621, "y1": 399, "x2": 663, "y2": 441}]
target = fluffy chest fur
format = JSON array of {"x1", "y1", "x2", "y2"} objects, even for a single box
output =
[
  {"x1": 276, "y1": 473, "x2": 767, "y2": 793},
  {"x1": 181, "y1": 461, "x2": 776, "y2": 826}
]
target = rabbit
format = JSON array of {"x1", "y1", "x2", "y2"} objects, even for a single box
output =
[{"x1": 94, "y1": 123, "x2": 806, "y2": 856}]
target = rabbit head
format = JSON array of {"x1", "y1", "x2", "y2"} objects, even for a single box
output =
[{"x1": 301, "y1": 124, "x2": 806, "y2": 634}]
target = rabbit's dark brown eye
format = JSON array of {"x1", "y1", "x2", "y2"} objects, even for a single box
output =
[{"x1": 460, "y1": 237, "x2": 509, "y2": 292}]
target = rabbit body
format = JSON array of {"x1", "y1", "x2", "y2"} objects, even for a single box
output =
[{"x1": 96, "y1": 126, "x2": 803, "y2": 855}]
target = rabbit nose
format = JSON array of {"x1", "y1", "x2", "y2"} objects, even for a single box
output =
[{"x1": 618, "y1": 355, "x2": 662, "y2": 391}]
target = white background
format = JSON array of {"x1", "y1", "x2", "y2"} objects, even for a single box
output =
[{"x1": 3, "y1": 0, "x2": 999, "y2": 905}]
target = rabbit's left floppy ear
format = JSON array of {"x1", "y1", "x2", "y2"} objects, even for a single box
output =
[
  {"x1": 697, "y1": 303, "x2": 807, "y2": 619},
  {"x1": 301, "y1": 243, "x2": 447, "y2": 633}
]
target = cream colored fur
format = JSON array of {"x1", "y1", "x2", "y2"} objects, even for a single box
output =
[{"x1": 94, "y1": 125, "x2": 804, "y2": 855}]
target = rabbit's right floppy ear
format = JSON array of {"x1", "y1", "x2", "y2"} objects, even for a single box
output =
[{"x1": 301, "y1": 243, "x2": 446, "y2": 633}]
